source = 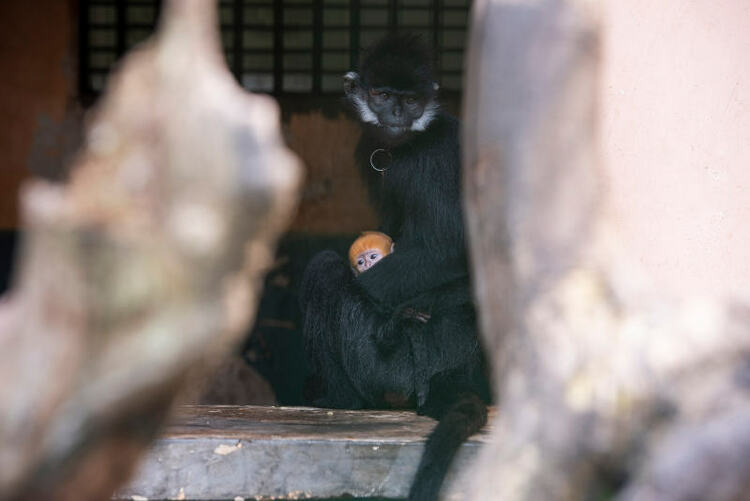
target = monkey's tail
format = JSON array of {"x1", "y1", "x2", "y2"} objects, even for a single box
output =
[{"x1": 408, "y1": 393, "x2": 488, "y2": 501}]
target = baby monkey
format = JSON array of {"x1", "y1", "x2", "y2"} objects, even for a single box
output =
[
  {"x1": 349, "y1": 231, "x2": 430, "y2": 323},
  {"x1": 348, "y1": 231, "x2": 394, "y2": 275}
]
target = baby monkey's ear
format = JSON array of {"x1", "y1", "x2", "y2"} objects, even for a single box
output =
[{"x1": 344, "y1": 71, "x2": 361, "y2": 96}]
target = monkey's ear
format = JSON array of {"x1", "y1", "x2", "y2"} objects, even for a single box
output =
[
  {"x1": 344, "y1": 71, "x2": 361, "y2": 96},
  {"x1": 432, "y1": 82, "x2": 440, "y2": 92}
]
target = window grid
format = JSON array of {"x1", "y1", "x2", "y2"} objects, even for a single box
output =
[{"x1": 79, "y1": 0, "x2": 470, "y2": 97}]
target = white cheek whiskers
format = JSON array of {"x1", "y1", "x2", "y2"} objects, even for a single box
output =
[
  {"x1": 352, "y1": 95, "x2": 379, "y2": 125},
  {"x1": 410, "y1": 101, "x2": 439, "y2": 131}
]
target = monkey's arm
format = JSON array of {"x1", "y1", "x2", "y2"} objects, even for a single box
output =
[
  {"x1": 356, "y1": 240, "x2": 468, "y2": 309},
  {"x1": 357, "y1": 148, "x2": 467, "y2": 306}
]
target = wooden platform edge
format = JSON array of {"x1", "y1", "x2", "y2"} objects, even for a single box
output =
[{"x1": 116, "y1": 405, "x2": 493, "y2": 500}]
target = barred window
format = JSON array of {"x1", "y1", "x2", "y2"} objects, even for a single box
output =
[{"x1": 79, "y1": 0, "x2": 471, "y2": 98}]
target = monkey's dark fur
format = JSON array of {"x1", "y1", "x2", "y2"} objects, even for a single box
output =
[{"x1": 300, "y1": 34, "x2": 490, "y2": 501}]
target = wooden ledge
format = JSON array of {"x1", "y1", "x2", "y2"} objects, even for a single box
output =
[{"x1": 118, "y1": 405, "x2": 493, "y2": 500}]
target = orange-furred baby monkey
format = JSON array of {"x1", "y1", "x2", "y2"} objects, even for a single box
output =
[
  {"x1": 348, "y1": 231, "x2": 394, "y2": 274},
  {"x1": 349, "y1": 231, "x2": 430, "y2": 323}
]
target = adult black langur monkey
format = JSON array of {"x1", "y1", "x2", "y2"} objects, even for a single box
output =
[{"x1": 299, "y1": 33, "x2": 490, "y2": 501}]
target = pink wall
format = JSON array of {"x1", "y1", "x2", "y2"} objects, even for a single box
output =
[{"x1": 601, "y1": 0, "x2": 750, "y2": 299}]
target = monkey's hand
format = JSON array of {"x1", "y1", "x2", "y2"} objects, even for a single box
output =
[
  {"x1": 401, "y1": 307, "x2": 431, "y2": 323},
  {"x1": 372, "y1": 307, "x2": 430, "y2": 356}
]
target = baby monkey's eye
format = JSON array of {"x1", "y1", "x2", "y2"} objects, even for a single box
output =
[
  {"x1": 357, "y1": 258, "x2": 365, "y2": 265},
  {"x1": 370, "y1": 253, "x2": 379, "y2": 260}
]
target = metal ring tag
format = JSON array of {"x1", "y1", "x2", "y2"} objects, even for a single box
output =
[{"x1": 369, "y1": 148, "x2": 392, "y2": 172}]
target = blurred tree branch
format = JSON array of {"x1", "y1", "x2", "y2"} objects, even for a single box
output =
[
  {"x1": 459, "y1": 1, "x2": 750, "y2": 500},
  {"x1": 0, "y1": 1, "x2": 301, "y2": 499}
]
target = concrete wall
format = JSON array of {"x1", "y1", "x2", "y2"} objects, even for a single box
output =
[
  {"x1": 0, "y1": 0, "x2": 80, "y2": 229},
  {"x1": 601, "y1": 0, "x2": 750, "y2": 299}
]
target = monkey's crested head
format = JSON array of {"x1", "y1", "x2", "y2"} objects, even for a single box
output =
[{"x1": 360, "y1": 33, "x2": 437, "y2": 96}]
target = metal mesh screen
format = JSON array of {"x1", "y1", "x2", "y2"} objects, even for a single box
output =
[{"x1": 79, "y1": 0, "x2": 470, "y2": 97}]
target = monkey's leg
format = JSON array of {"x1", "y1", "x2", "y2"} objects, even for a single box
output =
[
  {"x1": 406, "y1": 310, "x2": 489, "y2": 501},
  {"x1": 300, "y1": 250, "x2": 365, "y2": 409}
]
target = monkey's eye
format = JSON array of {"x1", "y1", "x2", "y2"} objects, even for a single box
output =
[
  {"x1": 405, "y1": 96, "x2": 417, "y2": 105},
  {"x1": 370, "y1": 253, "x2": 379, "y2": 260},
  {"x1": 369, "y1": 89, "x2": 389, "y2": 100},
  {"x1": 357, "y1": 258, "x2": 365, "y2": 266}
]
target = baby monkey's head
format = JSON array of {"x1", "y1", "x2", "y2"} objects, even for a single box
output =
[{"x1": 349, "y1": 231, "x2": 394, "y2": 274}]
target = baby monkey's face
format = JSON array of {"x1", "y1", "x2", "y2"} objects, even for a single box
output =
[{"x1": 354, "y1": 249, "x2": 385, "y2": 274}]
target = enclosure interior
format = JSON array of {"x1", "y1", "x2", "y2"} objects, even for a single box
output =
[{"x1": 0, "y1": 0, "x2": 472, "y2": 406}]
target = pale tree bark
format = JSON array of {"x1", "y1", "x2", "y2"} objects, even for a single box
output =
[
  {"x1": 0, "y1": 1, "x2": 302, "y2": 499},
  {"x1": 458, "y1": 0, "x2": 750, "y2": 500}
]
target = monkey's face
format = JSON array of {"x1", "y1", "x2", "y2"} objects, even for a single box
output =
[
  {"x1": 366, "y1": 88, "x2": 427, "y2": 135},
  {"x1": 353, "y1": 248, "x2": 385, "y2": 274},
  {"x1": 344, "y1": 72, "x2": 438, "y2": 139}
]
